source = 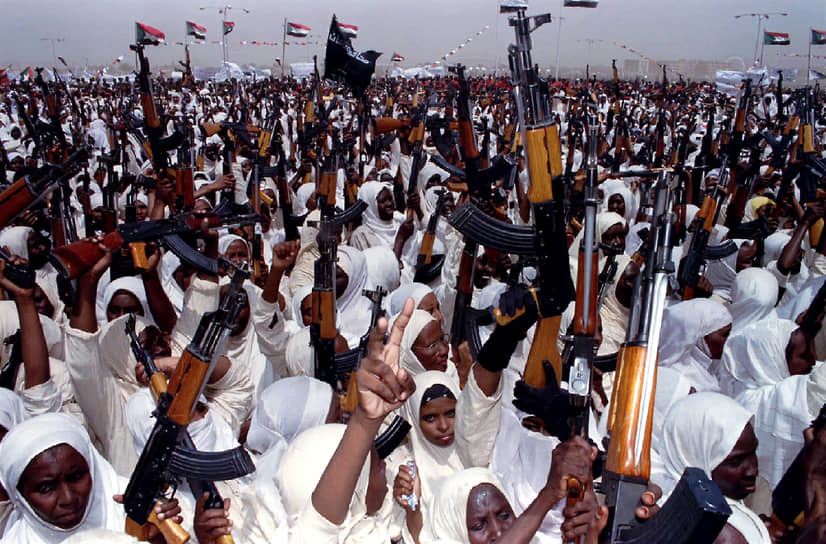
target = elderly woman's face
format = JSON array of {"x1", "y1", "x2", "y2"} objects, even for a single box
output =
[
  {"x1": 412, "y1": 320, "x2": 449, "y2": 372},
  {"x1": 466, "y1": 483, "x2": 515, "y2": 544},
  {"x1": 711, "y1": 422, "x2": 758, "y2": 501},
  {"x1": 18, "y1": 444, "x2": 92, "y2": 530}
]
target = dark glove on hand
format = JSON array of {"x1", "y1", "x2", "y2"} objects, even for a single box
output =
[
  {"x1": 513, "y1": 361, "x2": 572, "y2": 440},
  {"x1": 476, "y1": 286, "x2": 539, "y2": 373}
]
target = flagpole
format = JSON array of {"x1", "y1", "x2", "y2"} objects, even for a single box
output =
[
  {"x1": 809, "y1": 28, "x2": 813, "y2": 86},
  {"x1": 282, "y1": 18, "x2": 287, "y2": 79}
]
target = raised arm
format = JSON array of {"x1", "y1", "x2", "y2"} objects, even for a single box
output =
[
  {"x1": 312, "y1": 298, "x2": 416, "y2": 525},
  {"x1": 69, "y1": 237, "x2": 112, "y2": 333},
  {"x1": 0, "y1": 258, "x2": 49, "y2": 388}
]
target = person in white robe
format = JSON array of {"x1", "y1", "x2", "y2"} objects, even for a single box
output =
[
  {"x1": 393, "y1": 371, "x2": 464, "y2": 543},
  {"x1": 240, "y1": 377, "x2": 335, "y2": 544},
  {"x1": 276, "y1": 424, "x2": 391, "y2": 544},
  {"x1": 0, "y1": 413, "x2": 128, "y2": 543},
  {"x1": 658, "y1": 298, "x2": 731, "y2": 392},
  {"x1": 728, "y1": 268, "x2": 780, "y2": 334},
  {"x1": 720, "y1": 316, "x2": 826, "y2": 488},
  {"x1": 652, "y1": 392, "x2": 770, "y2": 543}
]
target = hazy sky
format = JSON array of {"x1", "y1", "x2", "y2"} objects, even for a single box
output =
[{"x1": 1, "y1": 0, "x2": 824, "y2": 71}]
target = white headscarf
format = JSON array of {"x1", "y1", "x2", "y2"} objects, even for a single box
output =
[
  {"x1": 62, "y1": 529, "x2": 138, "y2": 543},
  {"x1": 358, "y1": 181, "x2": 396, "y2": 247},
  {"x1": 337, "y1": 246, "x2": 373, "y2": 345},
  {"x1": 218, "y1": 234, "x2": 250, "y2": 260},
  {"x1": 400, "y1": 372, "x2": 464, "y2": 510},
  {"x1": 387, "y1": 283, "x2": 434, "y2": 317},
  {"x1": 0, "y1": 388, "x2": 26, "y2": 432},
  {"x1": 728, "y1": 268, "x2": 779, "y2": 333},
  {"x1": 276, "y1": 424, "x2": 388, "y2": 543},
  {"x1": 286, "y1": 328, "x2": 314, "y2": 377},
  {"x1": 720, "y1": 317, "x2": 810, "y2": 487},
  {"x1": 160, "y1": 251, "x2": 185, "y2": 315},
  {"x1": 398, "y1": 309, "x2": 440, "y2": 377},
  {"x1": 704, "y1": 239, "x2": 748, "y2": 302},
  {"x1": 291, "y1": 284, "x2": 314, "y2": 329},
  {"x1": 422, "y1": 467, "x2": 507, "y2": 544},
  {"x1": 658, "y1": 299, "x2": 731, "y2": 392},
  {"x1": 363, "y1": 246, "x2": 401, "y2": 294},
  {"x1": 600, "y1": 179, "x2": 637, "y2": 224},
  {"x1": 293, "y1": 183, "x2": 316, "y2": 217},
  {"x1": 246, "y1": 376, "x2": 333, "y2": 457},
  {"x1": 762, "y1": 231, "x2": 791, "y2": 267},
  {"x1": 649, "y1": 368, "x2": 693, "y2": 478},
  {"x1": 0, "y1": 413, "x2": 126, "y2": 544},
  {"x1": 0, "y1": 226, "x2": 32, "y2": 259},
  {"x1": 35, "y1": 277, "x2": 65, "y2": 325},
  {"x1": 97, "y1": 276, "x2": 153, "y2": 325},
  {"x1": 655, "y1": 393, "x2": 770, "y2": 544}
]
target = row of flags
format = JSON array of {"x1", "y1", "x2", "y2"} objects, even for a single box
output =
[
  {"x1": 763, "y1": 29, "x2": 826, "y2": 46},
  {"x1": 138, "y1": 19, "x2": 358, "y2": 45}
]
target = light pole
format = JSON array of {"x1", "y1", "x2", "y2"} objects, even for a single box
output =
[
  {"x1": 734, "y1": 11, "x2": 787, "y2": 67},
  {"x1": 553, "y1": 13, "x2": 566, "y2": 80},
  {"x1": 200, "y1": 4, "x2": 250, "y2": 68},
  {"x1": 40, "y1": 37, "x2": 64, "y2": 68}
]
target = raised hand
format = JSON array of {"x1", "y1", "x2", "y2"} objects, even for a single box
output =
[{"x1": 356, "y1": 297, "x2": 416, "y2": 420}]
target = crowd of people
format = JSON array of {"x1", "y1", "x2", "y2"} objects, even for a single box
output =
[{"x1": 1, "y1": 50, "x2": 826, "y2": 544}]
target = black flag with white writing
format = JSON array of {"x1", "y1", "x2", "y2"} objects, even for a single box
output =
[{"x1": 324, "y1": 15, "x2": 380, "y2": 97}]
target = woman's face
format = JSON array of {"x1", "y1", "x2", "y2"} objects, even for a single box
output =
[
  {"x1": 106, "y1": 291, "x2": 143, "y2": 322},
  {"x1": 786, "y1": 329, "x2": 817, "y2": 376},
  {"x1": 32, "y1": 285, "x2": 54, "y2": 318},
  {"x1": 376, "y1": 188, "x2": 395, "y2": 221},
  {"x1": 711, "y1": 422, "x2": 758, "y2": 501},
  {"x1": 601, "y1": 223, "x2": 627, "y2": 252},
  {"x1": 135, "y1": 200, "x2": 148, "y2": 222},
  {"x1": 736, "y1": 242, "x2": 757, "y2": 272},
  {"x1": 419, "y1": 396, "x2": 456, "y2": 447},
  {"x1": 18, "y1": 444, "x2": 92, "y2": 530},
  {"x1": 608, "y1": 193, "x2": 626, "y2": 218},
  {"x1": 418, "y1": 293, "x2": 445, "y2": 325},
  {"x1": 335, "y1": 266, "x2": 349, "y2": 298},
  {"x1": 412, "y1": 320, "x2": 449, "y2": 372},
  {"x1": 300, "y1": 294, "x2": 313, "y2": 326},
  {"x1": 224, "y1": 240, "x2": 249, "y2": 267},
  {"x1": 466, "y1": 483, "x2": 515, "y2": 544},
  {"x1": 704, "y1": 324, "x2": 732, "y2": 360}
]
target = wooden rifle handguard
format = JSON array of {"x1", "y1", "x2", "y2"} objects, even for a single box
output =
[{"x1": 125, "y1": 502, "x2": 190, "y2": 543}]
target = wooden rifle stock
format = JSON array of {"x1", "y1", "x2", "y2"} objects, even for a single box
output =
[{"x1": 374, "y1": 117, "x2": 411, "y2": 135}]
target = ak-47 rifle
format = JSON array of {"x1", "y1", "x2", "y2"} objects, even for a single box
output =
[
  {"x1": 405, "y1": 103, "x2": 428, "y2": 220},
  {"x1": 603, "y1": 173, "x2": 731, "y2": 543},
  {"x1": 50, "y1": 211, "x2": 260, "y2": 279},
  {"x1": 339, "y1": 286, "x2": 388, "y2": 413},
  {"x1": 311, "y1": 153, "x2": 342, "y2": 388},
  {"x1": 677, "y1": 155, "x2": 739, "y2": 300},
  {"x1": 13, "y1": 95, "x2": 43, "y2": 161},
  {"x1": 607, "y1": 60, "x2": 620, "y2": 136},
  {"x1": 0, "y1": 331, "x2": 22, "y2": 391},
  {"x1": 249, "y1": 110, "x2": 277, "y2": 286},
  {"x1": 35, "y1": 68, "x2": 69, "y2": 160},
  {"x1": 723, "y1": 78, "x2": 753, "y2": 222},
  {"x1": 413, "y1": 188, "x2": 449, "y2": 284},
  {"x1": 123, "y1": 264, "x2": 254, "y2": 543},
  {"x1": 560, "y1": 122, "x2": 601, "y2": 530},
  {"x1": 124, "y1": 314, "x2": 251, "y2": 544},
  {"x1": 0, "y1": 147, "x2": 88, "y2": 227},
  {"x1": 179, "y1": 44, "x2": 194, "y2": 88},
  {"x1": 173, "y1": 114, "x2": 196, "y2": 214},
  {"x1": 130, "y1": 43, "x2": 180, "y2": 183},
  {"x1": 494, "y1": 5, "x2": 574, "y2": 387}
]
